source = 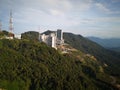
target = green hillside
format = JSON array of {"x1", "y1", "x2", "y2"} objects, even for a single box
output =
[
  {"x1": 109, "y1": 47, "x2": 120, "y2": 52},
  {"x1": 63, "y1": 32, "x2": 120, "y2": 76},
  {"x1": 21, "y1": 31, "x2": 39, "y2": 41},
  {"x1": 0, "y1": 39, "x2": 118, "y2": 90}
]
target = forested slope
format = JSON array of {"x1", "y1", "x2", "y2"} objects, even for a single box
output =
[
  {"x1": 63, "y1": 32, "x2": 120, "y2": 76},
  {"x1": 0, "y1": 39, "x2": 118, "y2": 90}
]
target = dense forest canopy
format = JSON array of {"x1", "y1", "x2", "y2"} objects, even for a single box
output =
[
  {"x1": 63, "y1": 32, "x2": 120, "y2": 76},
  {"x1": 0, "y1": 31, "x2": 120, "y2": 90}
]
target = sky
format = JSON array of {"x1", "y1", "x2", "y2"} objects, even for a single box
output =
[{"x1": 0, "y1": 0, "x2": 120, "y2": 38}]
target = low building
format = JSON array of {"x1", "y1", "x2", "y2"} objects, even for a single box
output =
[
  {"x1": 0, "y1": 32, "x2": 14, "y2": 39},
  {"x1": 15, "y1": 34, "x2": 21, "y2": 39}
]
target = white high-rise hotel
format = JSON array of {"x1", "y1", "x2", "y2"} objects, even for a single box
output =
[{"x1": 39, "y1": 29, "x2": 64, "y2": 49}]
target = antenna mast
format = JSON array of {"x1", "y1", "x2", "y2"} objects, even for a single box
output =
[
  {"x1": 9, "y1": 10, "x2": 13, "y2": 33},
  {"x1": 0, "y1": 20, "x2": 2, "y2": 32}
]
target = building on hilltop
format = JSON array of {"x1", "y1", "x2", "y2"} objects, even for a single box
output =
[
  {"x1": 56, "y1": 29, "x2": 64, "y2": 45},
  {"x1": 57, "y1": 29, "x2": 62, "y2": 40},
  {"x1": 14, "y1": 34, "x2": 21, "y2": 39},
  {"x1": 39, "y1": 33, "x2": 57, "y2": 49},
  {"x1": 39, "y1": 29, "x2": 64, "y2": 49}
]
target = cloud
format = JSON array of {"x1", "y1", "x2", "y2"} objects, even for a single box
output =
[
  {"x1": 49, "y1": 9, "x2": 65, "y2": 16},
  {"x1": 94, "y1": 2, "x2": 120, "y2": 14},
  {"x1": 69, "y1": 0, "x2": 93, "y2": 12},
  {"x1": 90, "y1": 17, "x2": 120, "y2": 24},
  {"x1": 44, "y1": 0, "x2": 72, "y2": 11},
  {"x1": 14, "y1": 0, "x2": 95, "y2": 28},
  {"x1": 11, "y1": 0, "x2": 120, "y2": 38},
  {"x1": 95, "y1": 3, "x2": 111, "y2": 13},
  {"x1": 19, "y1": 0, "x2": 72, "y2": 15},
  {"x1": 14, "y1": 7, "x2": 80, "y2": 30},
  {"x1": 0, "y1": 0, "x2": 120, "y2": 38}
]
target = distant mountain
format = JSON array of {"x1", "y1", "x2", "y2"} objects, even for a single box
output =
[
  {"x1": 87, "y1": 37, "x2": 120, "y2": 48},
  {"x1": 42, "y1": 30, "x2": 56, "y2": 35},
  {"x1": 109, "y1": 47, "x2": 120, "y2": 52},
  {"x1": 63, "y1": 33, "x2": 120, "y2": 76}
]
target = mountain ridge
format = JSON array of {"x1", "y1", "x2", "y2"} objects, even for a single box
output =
[
  {"x1": 63, "y1": 32, "x2": 120, "y2": 76},
  {"x1": 0, "y1": 39, "x2": 119, "y2": 90},
  {"x1": 87, "y1": 36, "x2": 120, "y2": 48}
]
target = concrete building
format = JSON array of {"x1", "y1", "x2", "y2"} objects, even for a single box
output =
[
  {"x1": 15, "y1": 34, "x2": 21, "y2": 39},
  {"x1": 39, "y1": 29, "x2": 64, "y2": 49},
  {"x1": 56, "y1": 29, "x2": 64, "y2": 45},
  {"x1": 39, "y1": 33, "x2": 57, "y2": 49},
  {"x1": 57, "y1": 29, "x2": 62, "y2": 40}
]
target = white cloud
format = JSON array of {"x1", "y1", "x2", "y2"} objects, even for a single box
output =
[
  {"x1": 80, "y1": 17, "x2": 120, "y2": 25},
  {"x1": 70, "y1": 0, "x2": 93, "y2": 12},
  {"x1": 1, "y1": 0, "x2": 120, "y2": 38},
  {"x1": 14, "y1": 7, "x2": 80, "y2": 30},
  {"x1": 44, "y1": 0, "x2": 72, "y2": 10},
  {"x1": 94, "y1": 2, "x2": 120, "y2": 14},
  {"x1": 49, "y1": 9, "x2": 65, "y2": 16},
  {"x1": 95, "y1": 3, "x2": 111, "y2": 13}
]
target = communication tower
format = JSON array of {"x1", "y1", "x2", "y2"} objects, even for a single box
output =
[{"x1": 9, "y1": 10, "x2": 13, "y2": 33}]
